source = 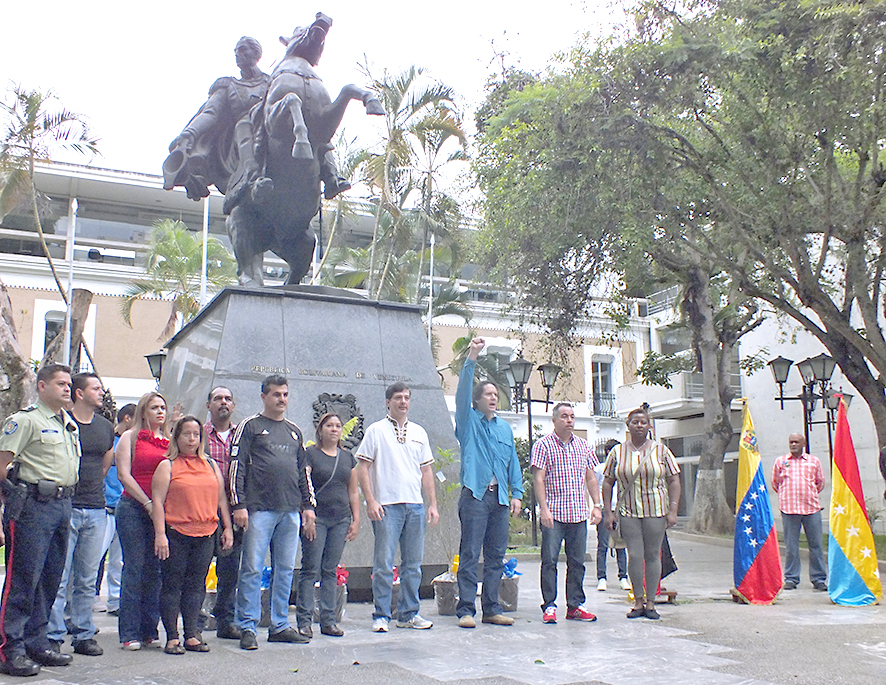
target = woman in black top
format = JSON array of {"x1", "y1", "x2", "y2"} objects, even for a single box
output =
[{"x1": 296, "y1": 413, "x2": 360, "y2": 637}]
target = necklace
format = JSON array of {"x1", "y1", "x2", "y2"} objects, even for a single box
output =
[{"x1": 386, "y1": 415, "x2": 407, "y2": 444}]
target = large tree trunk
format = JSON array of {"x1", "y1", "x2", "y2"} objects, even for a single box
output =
[
  {"x1": 0, "y1": 278, "x2": 36, "y2": 419},
  {"x1": 41, "y1": 288, "x2": 93, "y2": 368},
  {"x1": 682, "y1": 262, "x2": 735, "y2": 534}
]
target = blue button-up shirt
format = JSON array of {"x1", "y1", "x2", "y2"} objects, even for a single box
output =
[{"x1": 455, "y1": 358, "x2": 524, "y2": 505}]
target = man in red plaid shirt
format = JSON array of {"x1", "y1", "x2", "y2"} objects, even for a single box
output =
[
  {"x1": 531, "y1": 404, "x2": 602, "y2": 624},
  {"x1": 204, "y1": 387, "x2": 242, "y2": 638},
  {"x1": 771, "y1": 433, "x2": 827, "y2": 591}
]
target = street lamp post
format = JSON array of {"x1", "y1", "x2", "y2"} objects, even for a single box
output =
[
  {"x1": 768, "y1": 354, "x2": 852, "y2": 464},
  {"x1": 504, "y1": 357, "x2": 561, "y2": 547}
]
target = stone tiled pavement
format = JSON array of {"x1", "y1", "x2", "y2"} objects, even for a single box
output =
[{"x1": 10, "y1": 532, "x2": 886, "y2": 684}]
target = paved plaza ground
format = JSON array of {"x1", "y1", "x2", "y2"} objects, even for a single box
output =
[{"x1": 9, "y1": 532, "x2": 886, "y2": 684}]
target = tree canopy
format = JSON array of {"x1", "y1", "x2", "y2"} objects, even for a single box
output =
[{"x1": 474, "y1": 0, "x2": 886, "y2": 527}]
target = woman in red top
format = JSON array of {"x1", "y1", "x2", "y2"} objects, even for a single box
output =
[
  {"x1": 152, "y1": 416, "x2": 233, "y2": 654},
  {"x1": 115, "y1": 392, "x2": 169, "y2": 650}
]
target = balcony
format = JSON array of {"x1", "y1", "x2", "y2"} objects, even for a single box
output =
[
  {"x1": 617, "y1": 371, "x2": 743, "y2": 419},
  {"x1": 591, "y1": 392, "x2": 619, "y2": 418}
]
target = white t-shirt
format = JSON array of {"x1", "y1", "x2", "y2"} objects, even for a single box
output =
[
  {"x1": 594, "y1": 461, "x2": 618, "y2": 510},
  {"x1": 356, "y1": 417, "x2": 433, "y2": 505}
]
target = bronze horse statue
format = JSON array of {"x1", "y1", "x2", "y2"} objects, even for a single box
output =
[{"x1": 164, "y1": 13, "x2": 383, "y2": 287}]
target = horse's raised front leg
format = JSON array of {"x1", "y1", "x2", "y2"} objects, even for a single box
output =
[{"x1": 265, "y1": 92, "x2": 313, "y2": 160}]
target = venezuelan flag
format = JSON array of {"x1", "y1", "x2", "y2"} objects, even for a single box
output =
[
  {"x1": 733, "y1": 401, "x2": 783, "y2": 604},
  {"x1": 828, "y1": 400, "x2": 881, "y2": 606}
]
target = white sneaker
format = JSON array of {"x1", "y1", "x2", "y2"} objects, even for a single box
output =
[
  {"x1": 596, "y1": 578, "x2": 607, "y2": 591},
  {"x1": 372, "y1": 618, "x2": 389, "y2": 633},
  {"x1": 397, "y1": 614, "x2": 433, "y2": 630},
  {"x1": 619, "y1": 577, "x2": 632, "y2": 591}
]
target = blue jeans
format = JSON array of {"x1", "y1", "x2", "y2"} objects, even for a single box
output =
[
  {"x1": 540, "y1": 519, "x2": 587, "y2": 610},
  {"x1": 370, "y1": 503, "x2": 425, "y2": 622},
  {"x1": 297, "y1": 515, "x2": 350, "y2": 628},
  {"x1": 595, "y1": 522, "x2": 627, "y2": 580},
  {"x1": 782, "y1": 511, "x2": 827, "y2": 585},
  {"x1": 116, "y1": 496, "x2": 160, "y2": 643},
  {"x1": 456, "y1": 486, "x2": 509, "y2": 618},
  {"x1": 48, "y1": 507, "x2": 107, "y2": 642},
  {"x1": 236, "y1": 510, "x2": 301, "y2": 634},
  {"x1": 0, "y1": 495, "x2": 71, "y2": 659}
]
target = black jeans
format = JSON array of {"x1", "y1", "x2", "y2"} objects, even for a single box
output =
[
  {"x1": 159, "y1": 527, "x2": 215, "y2": 642},
  {"x1": 212, "y1": 530, "x2": 242, "y2": 628},
  {"x1": 540, "y1": 519, "x2": 587, "y2": 610},
  {"x1": 296, "y1": 515, "x2": 350, "y2": 628}
]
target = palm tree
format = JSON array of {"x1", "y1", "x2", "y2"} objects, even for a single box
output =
[
  {"x1": 0, "y1": 85, "x2": 99, "y2": 302},
  {"x1": 358, "y1": 64, "x2": 463, "y2": 298},
  {"x1": 411, "y1": 110, "x2": 467, "y2": 304},
  {"x1": 121, "y1": 219, "x2": 237, "y2": 340}
]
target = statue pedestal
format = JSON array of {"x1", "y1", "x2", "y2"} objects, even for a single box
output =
[{"x1": 161, "y1": 285, "x2": 459, "y2": 595}]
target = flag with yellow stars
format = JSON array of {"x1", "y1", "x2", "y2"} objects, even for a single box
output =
[
  {"x1": 828, "y1": 400, "x2": 881, "y2": 606},
  {"x1": 734, "y1": 401, "x2": 783, "y2": 604}
]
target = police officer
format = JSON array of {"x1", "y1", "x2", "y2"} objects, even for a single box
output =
[{"x1": 0, "y1": 363, "x2": 80, "y2": 677}]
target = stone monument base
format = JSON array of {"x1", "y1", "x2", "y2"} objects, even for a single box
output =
[{"x1": 160, "y1": 285, "x2": 460, "y2": 591}]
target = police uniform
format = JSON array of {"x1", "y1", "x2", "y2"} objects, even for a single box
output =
[{"x1": 0, "y1": 398, "x2": 80, "y2": 671}]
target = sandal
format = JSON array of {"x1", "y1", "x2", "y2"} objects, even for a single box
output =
[
  {"x1": 644, "y1": 608, "x2": 661, "y2": 620},
  {"x1": 164, "y1": 641, "x2": 185, "y2": 655},
  {"x1": 184, "y1": 640, "x2": 210, "y2": 653},
  {"x1": 626, "y1": 607, "x2": 646, "y2": 619}
]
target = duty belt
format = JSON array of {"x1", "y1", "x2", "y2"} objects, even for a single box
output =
[{"x1": 21, "y1": 481, "x2": 76, "y2": 500}]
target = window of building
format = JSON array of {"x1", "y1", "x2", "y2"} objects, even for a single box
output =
[{"x1": 591, "y1": 358, "x2": 618, "y2": 417}]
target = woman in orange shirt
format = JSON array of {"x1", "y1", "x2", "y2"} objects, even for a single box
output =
[{"x1": 151, "y1": 416, "x2": 233, "y2": 654}]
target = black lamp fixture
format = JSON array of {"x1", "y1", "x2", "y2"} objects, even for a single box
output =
[
  {"x1": 145, "y1": 350, "x2": 167, "y2": 385},
  {"x1": 537, "y1": 362, "x2": 562, "y2": 389},
  {"x1": 504, "y1": 356, "x2": 534, "y2": 413},
  {"x1": 768, "y1": 356, "x2": 793, "y2": 386},
  {"x1": 503, "y1": 354, "x2": 563, "y2": 548},
  {"x1": 768, "y1": 352, "x2": 844, "y2": 464}
]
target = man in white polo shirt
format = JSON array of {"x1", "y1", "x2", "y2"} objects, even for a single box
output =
[{"x1": 356, "y1": 382, "x2": 439, "y2": 633}]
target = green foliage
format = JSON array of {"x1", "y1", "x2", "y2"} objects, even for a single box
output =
[
  {"x1": 637, "y1": 351, "x2": 695, "y2": 389},
  {"x1": 121, "y1": 219, "x2": 236, "y2": 340}
]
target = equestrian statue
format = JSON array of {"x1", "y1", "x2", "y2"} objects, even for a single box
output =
[{"x1": 163, "y1": 12, "x2": 384, "y2": 286}]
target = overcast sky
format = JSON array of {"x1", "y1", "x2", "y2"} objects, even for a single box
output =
[{"x1": 2, "y1": 0, "x2": 623, "y2": 178}]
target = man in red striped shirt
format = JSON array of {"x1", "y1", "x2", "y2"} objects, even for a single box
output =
[
  {"x1": 771, "y1": 433, "x2": 827, "y2": 591},
  {"x1": 531, "y1": 404, "x2": 602, "y2": 624}
]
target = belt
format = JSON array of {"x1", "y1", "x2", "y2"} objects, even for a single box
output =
[
  {"x1": 21, "y1": 481, "x2": 75, "y2": 500},
  {"x1": 487, "y1": 483, "x2": 499, "y2": 491}
]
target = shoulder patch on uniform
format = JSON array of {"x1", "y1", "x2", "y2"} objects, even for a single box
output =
[{"x1": 3, "y1": 420, "x2": 17, "y2": 435}]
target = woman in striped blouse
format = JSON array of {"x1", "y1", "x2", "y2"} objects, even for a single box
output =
[{"x1": 602, "y1": 407, "x2": 680, "y2": 620}]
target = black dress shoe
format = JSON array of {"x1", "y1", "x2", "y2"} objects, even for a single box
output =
[
  {"x1": 27, "y1": 649, "x2": 72, "y2": 667},
  {"x1": 72, "y1": 639, "x2": 103, "y2": 656},
  {"x1": 320, "y1": 624, "x2": 344, "y2": 637},
  {"x1": 267, "y1": 627, "x2": 309, "y2": 643},
  {"x1": 0, "y1": 654, "x2": 41, "y2": 677},
  {"x1": 216, "y1": 624, "x2": 241, "y2": 640},
  {"x1": 298, "y1": 625, "x2": 312, "y2": 639}
]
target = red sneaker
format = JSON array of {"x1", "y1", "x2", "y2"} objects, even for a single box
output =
[
  {"x1": 542, "y1": 606, "x2": 557, "y2": 624},
  {"x1": 566, "y1": 605, "x2": 597, "y2": 622}
]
